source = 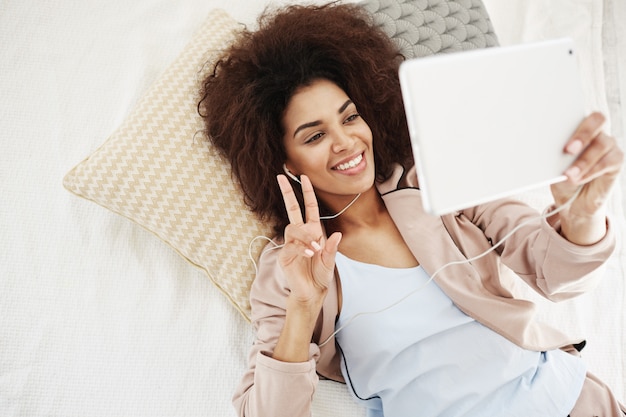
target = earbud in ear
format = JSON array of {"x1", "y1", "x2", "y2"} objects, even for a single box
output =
[{"x1": 282, "y1": 164, "x2": 302, "y2": 184}]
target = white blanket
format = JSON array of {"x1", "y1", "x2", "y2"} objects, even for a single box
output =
[{"x1": 1, "y1": 0, "x2": 624, "y2": 416}]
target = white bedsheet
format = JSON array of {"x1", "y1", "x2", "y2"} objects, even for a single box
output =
[{"x1": 1, "y1": 0, "x2": 624, "y2": 416}]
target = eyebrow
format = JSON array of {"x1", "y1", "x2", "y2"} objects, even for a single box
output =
[{"x1": 292, "y1": 99, "x2": 354, "y2": 138}]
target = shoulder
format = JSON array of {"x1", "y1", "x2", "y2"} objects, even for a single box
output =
[{"x1": 376, "y1": 163, "x2": 418, "y2": 195}]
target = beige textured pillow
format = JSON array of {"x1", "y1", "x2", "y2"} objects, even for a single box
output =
[{"x1": 63, "y1": 8, "x2": 271, "y2": 321}]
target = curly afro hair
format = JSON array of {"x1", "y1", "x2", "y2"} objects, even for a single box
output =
[{"x1": 198, "y1": 2, "x2": 412, "y2": 234}]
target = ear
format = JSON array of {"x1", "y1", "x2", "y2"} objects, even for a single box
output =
[{"x1": 282, "y1": 163, "x2": 301, "y2": 184}]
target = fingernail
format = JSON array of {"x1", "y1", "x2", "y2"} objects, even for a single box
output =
[
  {"x1": 565, "y1": 166, "x2": 581, "y2": 179},
  {"x1": 566, "y1": 140, "x2": 583, "y2": 154},
  {"x1": 304, "y1": 249, "x2": 314, "y2": 257},
  {"x1": 311, "y1": 241, "x2": 321, "y2": 251}
]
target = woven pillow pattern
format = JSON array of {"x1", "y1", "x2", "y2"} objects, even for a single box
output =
[
  {"x1": 360, "y1": 0, "x2": 498, "y2": 58},
  {"x1": 64, "y1": 2, "x2": 498, "y2": 321}
]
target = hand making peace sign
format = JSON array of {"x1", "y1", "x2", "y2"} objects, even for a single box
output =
[{"x1": 276, "y1": 174, "x2": 342, "y2": 306}]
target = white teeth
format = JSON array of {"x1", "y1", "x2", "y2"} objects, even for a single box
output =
[{"x1": 335, "y1": 153, "x2": 363, "y2": 171}]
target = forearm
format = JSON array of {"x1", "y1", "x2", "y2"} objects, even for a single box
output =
[
  {"x1": 234, "y1": 297, "x2": 322, "y2": 417},
  {"x1": 237, "y1": 299, "x2": 322, "y2": 416},
  {"x1": 472, "y1": 198, "x2": 615, "y2": 300},
  {"x1": 272, "y1": 295, "x2": 323, "y2": 362},
  {"x1": 530, "y1": 210, "x2": 615, "y2": 300}
]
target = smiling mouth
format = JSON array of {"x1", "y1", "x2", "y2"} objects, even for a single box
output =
[{"x1": 333, "y1": 153, "x2": 364, "y2": 171}]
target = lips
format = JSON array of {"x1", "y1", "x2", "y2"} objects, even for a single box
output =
[{"x1": 333, "y1": 153, "x2": 364, "y2": 171}]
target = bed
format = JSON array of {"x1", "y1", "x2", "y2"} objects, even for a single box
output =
[{"x1": 1, "y1": 0, "x2": 624, "y2": 415}]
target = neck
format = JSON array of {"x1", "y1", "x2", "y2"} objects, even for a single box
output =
[{"x1": 323, "y1": 186, "x2": 387, "y2": 231}]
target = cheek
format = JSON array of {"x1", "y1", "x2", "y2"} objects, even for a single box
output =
[
  {"x1": 357, "y1": 121, "x2": 374, "y2": 143},
  {"x1": 282, "y1": 138, "x2": 302, "y2": 170},
  {"x1": 362, "y1": 132, "x2": 374, "y2": 153},
  {"x1": 284, "y1": 148, "x2": 323, "y2": 175}
]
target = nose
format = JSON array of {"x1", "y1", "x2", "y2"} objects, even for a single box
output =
[{"x1": 331, "y1": 126, "x2": 354, "y2": 153}]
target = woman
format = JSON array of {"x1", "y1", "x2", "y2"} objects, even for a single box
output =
[{"x1": 198, "y1": 3, "x2": 624, "y2": 416}]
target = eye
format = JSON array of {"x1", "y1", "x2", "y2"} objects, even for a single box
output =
[
  {"x1": 304, "y1": 132, "x2": 324, "y2": 144},
  {"x1": 344, "y1": 113, "x2": 360, "y2": 123}
]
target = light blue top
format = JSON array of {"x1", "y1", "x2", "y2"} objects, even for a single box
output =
[{"x1": 334, "y1": 252, "x2": 586, "y2": 417}]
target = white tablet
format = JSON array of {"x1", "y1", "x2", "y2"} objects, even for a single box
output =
[{"x1": 398, "y1": 38, "x2": 586, "y2": 215}]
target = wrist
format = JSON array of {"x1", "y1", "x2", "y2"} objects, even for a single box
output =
[
  {"x1": 287, "y1": 291, "x2": 326, "y2": 313},
  {"x1": 558, "y1": 210, "x2": 607, "y2": 246}
]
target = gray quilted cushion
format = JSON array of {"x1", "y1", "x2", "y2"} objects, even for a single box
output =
[{"x1": 360, "y1": 0, "x2": 499, "y2": 58}]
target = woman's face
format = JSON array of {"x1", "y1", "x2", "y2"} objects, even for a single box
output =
[{"x1": 282, "y1": 79, "x2": 375, "y2": 205}]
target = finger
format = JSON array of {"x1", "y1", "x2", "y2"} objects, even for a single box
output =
[
  {"x1": 564, "y1": 132, "x2": 619, "y2": 183},
  {"x1": 565, "y1": 112, "x2": 606, "y2": 155},
  {"x1": 320, "y1": 232, "x2": 342, "y2": 269},
  {"x1": 301, "y1": 175, "x2": 321, "y2": 224},
  {"x1": 277, "y1": 174, "x2": 304, "y2": 225}
]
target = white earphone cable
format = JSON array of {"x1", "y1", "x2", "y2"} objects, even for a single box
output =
[{"x1": 248, "y1": 172, "x2": 583, "y2": 348}]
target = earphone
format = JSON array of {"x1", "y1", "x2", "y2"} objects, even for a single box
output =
[
  {"x1": 282, "y1": 164, "x2": 302, "y2": 184},
  {"x1": 253, "y1": 168, "x2": 584, "y2": 348},
  {"x1": 282, "y1": 163, "x2": 362, "y2": 221}
]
